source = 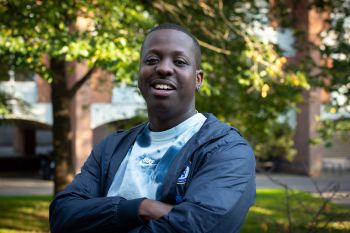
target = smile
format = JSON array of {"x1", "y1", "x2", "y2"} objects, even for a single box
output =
[
  {"x1": 154, "y1": 84, "x2": 174, "y2": 90},
  {"x1": 150, "y1": 82, "x2": 176, "y2": 97}
]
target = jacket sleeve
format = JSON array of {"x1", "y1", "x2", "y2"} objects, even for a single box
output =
[
  {"x1": 129, "y1": 139, "x2": 256, "y2": 233},
  {"x1": 49, "y1": 140, "x2": 145, "y2": 233}
]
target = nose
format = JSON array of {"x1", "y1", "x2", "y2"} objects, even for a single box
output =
[{"x1": 155, "y1": 59, "x2": 174, "y2": 76}]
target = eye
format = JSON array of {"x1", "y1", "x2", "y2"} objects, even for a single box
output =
[
  {"x1": 174, "y1": 59, "x2": 188, "y2": 66},
  {"x1": 144, "y1": 57, "x2": 159, "y2": 65}
]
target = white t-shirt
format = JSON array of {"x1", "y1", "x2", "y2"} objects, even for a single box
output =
[{"x1": 107, "y1": 113, "x2": 206, "y2": 200}]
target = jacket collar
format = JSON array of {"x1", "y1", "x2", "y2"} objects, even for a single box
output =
[{"x1": 194, "y1": 113, "x2": 235, "y2": 146}]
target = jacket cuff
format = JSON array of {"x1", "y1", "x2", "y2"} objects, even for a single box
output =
[{"x1": 118, "y1": 197, "x2": 146, "y2": 227}]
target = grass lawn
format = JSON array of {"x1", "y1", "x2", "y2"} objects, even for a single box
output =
[
  {"x1": 241, "y1": 189, "x2": 350, "y2": 233},
  {"x1": 0, "y1": 195, "x2": 51, "y2": 233},
  {"x1": 0, "y1": 189, "x2": 349, "y2": 233}
]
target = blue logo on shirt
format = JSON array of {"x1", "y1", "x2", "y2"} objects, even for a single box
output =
[{"x1": 177, "y1": 164, "x2": 191, "y2": 184}]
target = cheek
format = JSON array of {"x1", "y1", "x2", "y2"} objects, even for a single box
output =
[
  {"x1": 184, "y1": 72, "x2": 197, "y2": 89},
  {"x1": 138, "y1": 69, "x2": 148, "y2": 86},
  {"x1": 140, "y1": 66, "x2": 153, "y2": 78}
]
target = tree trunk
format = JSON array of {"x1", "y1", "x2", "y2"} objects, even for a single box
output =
[{"x1": 50, "y1": 58, "x2": 75, "y2": 194}]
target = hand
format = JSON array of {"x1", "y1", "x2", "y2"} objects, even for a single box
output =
[{"x1": 138, "y1": 199, "x2": 174, "y2": 220}]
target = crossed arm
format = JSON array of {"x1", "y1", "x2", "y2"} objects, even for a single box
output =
[
  {"x1": 50, "y1": 140, "x2": 255, "y2": 233},
  {"x1": 49, "y1": 148, "x2": 175, "y2": 233},
  {"x1": 138, "y1": 199, "x2": 173, "y2": 221}
]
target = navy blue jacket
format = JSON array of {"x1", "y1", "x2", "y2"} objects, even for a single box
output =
[{"x1": 50, "y1": 114, "x2": 256, "y2": 233}]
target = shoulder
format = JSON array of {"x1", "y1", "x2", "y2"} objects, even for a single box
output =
[
  {"x1": 199, "y1": 113, "x2": 255, "y2": 163},
  {"x1": 200, "y1": 113, "x2": 248, "y2": 146},
  {"x1": 93, "y1": 122, "x2": 147, "y2": 155},
  {"x1": 206, "y1": 129, "x2": 254, "y2": 160}
]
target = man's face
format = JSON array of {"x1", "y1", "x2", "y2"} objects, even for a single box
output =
[{"x1": 138, "y1": 29, "x2": 203, "y2": 116}]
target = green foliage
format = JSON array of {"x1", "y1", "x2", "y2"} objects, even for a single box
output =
[
  {"x1": 315, "y1": 0, "x2": 350, "y2": 98},
  {"x1": 0, "y1": 90, "x2": 30, "y2": 117},
  {"x1": 0, "y1": 0, "x2": 155, "y2": 121},
  {"x1": 0, "y1": 91, "x2": 11, "y2": 116},
  {"x1": 0, "y1": 0, "x2": 154, "y2": 82},
  {"x1": 313, "y1": 0, "x2": 350, "y2": 144},
  {"x1": 315, "y1": 118, "x2": 350, "y2": 147},
  {"x1": 254, "y1": 123, "x2": 296, "y2": 162}
]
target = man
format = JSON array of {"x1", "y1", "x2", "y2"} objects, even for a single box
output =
[{"x1": 50, "y1": 23, "x2": 256, "y2": 233}]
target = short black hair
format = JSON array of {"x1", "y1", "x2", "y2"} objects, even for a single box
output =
[{"x1": 140, "y1": 23, "x2": 202, "y2": 68}]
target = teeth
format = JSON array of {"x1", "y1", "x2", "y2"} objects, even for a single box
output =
[{"x1": 155, "y1": 84, "x2": 172, "y2": 90}]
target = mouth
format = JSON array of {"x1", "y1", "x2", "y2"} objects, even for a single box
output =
[
  {"x1": 150, "y1": 80, "x2": 176, "y2": 97},
  {"x1": 152, "y1": 83, "x2": 175, "y2": 90}
]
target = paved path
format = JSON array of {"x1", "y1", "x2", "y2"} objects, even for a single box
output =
[
  {"x1": 1, "y1": 173, "x2": 349, "y2": 206},
  {"x1": 256, "y1": 172, "x2": 350, "y2": 206},
  {"x1": 256, "y1": 172, "x2": 350, "y2": 191},
  {"x1": 0, "y1": 177, "x2": 52, "y2": 196}
]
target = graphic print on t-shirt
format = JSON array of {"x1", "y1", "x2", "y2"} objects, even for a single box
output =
[{"x1": 107, "y1": 113, "x2": 207, "y2": 200}]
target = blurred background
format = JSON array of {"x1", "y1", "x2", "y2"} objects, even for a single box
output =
[{"x1": 0, "y1": 0, "x2": 349, "y2": 232}]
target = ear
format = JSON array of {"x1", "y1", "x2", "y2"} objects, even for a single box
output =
[{"x1": 195, "y1": 69, "x2": 204, "y2": 88}]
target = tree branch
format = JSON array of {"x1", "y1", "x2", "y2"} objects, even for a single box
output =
[
  {"x1": 67, "y1": 63, "x2": 97, "y2": 99},
  {"x1": 198, "y1": 39, "x2": 231, "y2": 55}
]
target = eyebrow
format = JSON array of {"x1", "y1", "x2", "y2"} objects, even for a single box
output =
[{"x1": 143, "y1": 48, "x2": 193, "y2": 61}]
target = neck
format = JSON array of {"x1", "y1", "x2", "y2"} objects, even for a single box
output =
[{"x1": 148, "y1": 108, "x2": 197, "y2": 132}]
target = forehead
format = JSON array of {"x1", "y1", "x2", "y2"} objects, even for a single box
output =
[{"x1": 142, "y1": 29, "x2": 195, "y2": 56}]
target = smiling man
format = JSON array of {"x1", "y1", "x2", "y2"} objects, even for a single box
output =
[{"x1": 50, "y1": 23, "x2": 256, "y2": 233}]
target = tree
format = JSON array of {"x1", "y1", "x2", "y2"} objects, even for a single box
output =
[
  {"x1": 1, "y1": 0, "x2": 347, "y2": 192},
  {"x1": 0, "y1": 0, "x2": 153, "y2": 193}
]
